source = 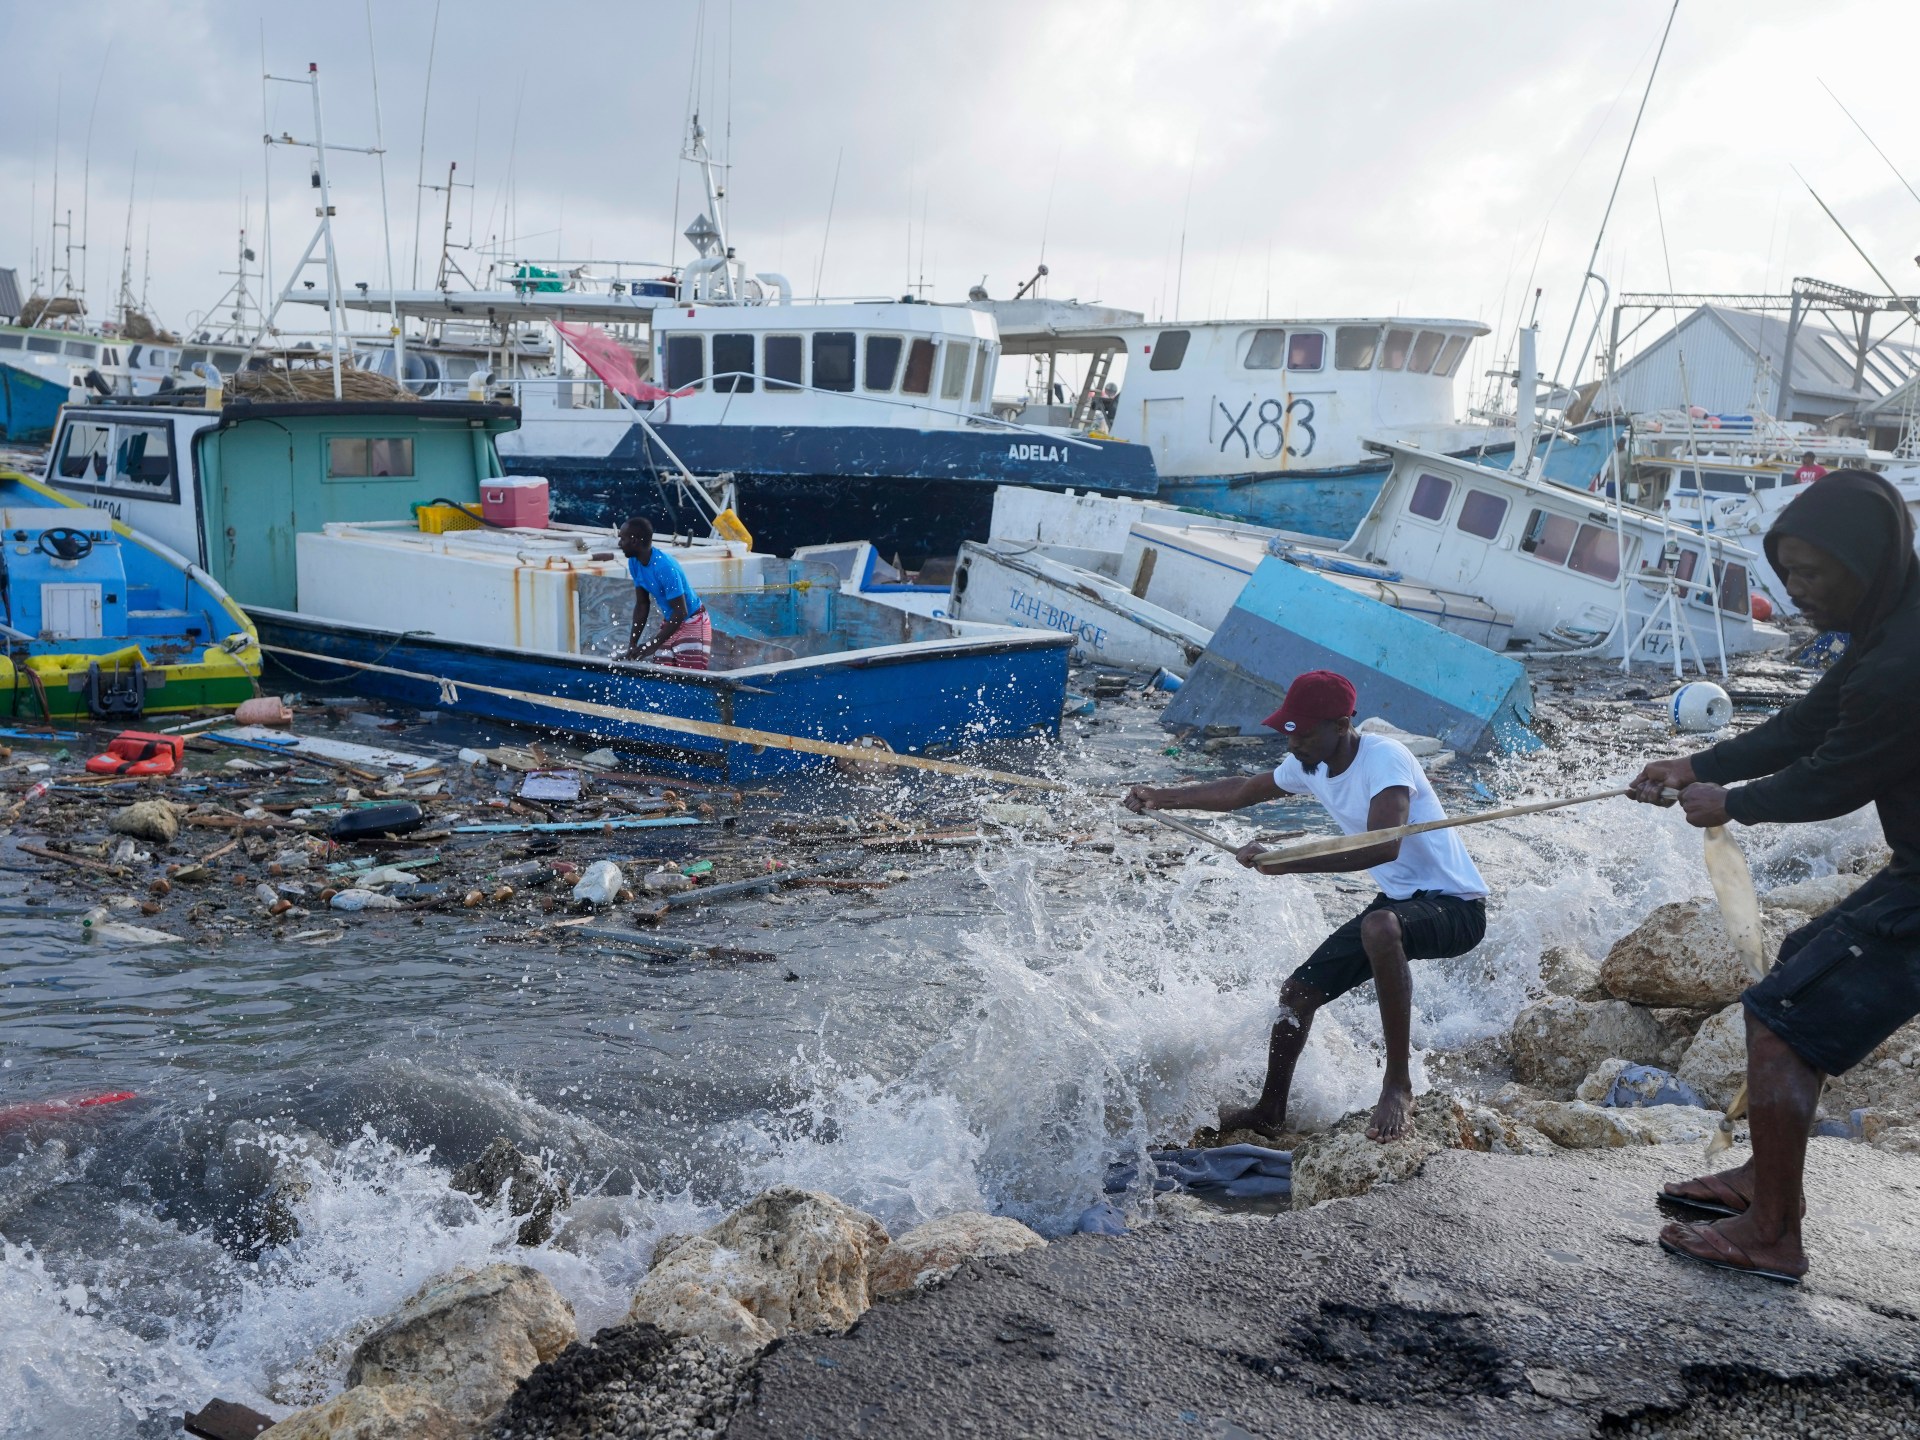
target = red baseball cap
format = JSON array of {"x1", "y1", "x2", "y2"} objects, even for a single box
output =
[{"x1": 1263, "y1": 670, "x2": 1357, "y2": 734}]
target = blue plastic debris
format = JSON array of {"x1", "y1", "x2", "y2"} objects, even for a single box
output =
[
  {"x1": 1104, "y1": 1143, "x2": 1293, "y2": 1202},
  {"x1": 1075, "y1": 1200, "x2": 1129, "y2": 1235},
  {"x1": 1601, "y1": 1064, "x2": 1706, "y2": 1110}
]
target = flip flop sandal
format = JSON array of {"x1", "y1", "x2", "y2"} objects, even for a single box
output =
[
  {"x1": 1656, "y1": 1173, "x2": 1749, "y2": 1219},
  {"x1": 1658, "y1": 1224, "x2": 1804, "y2": 1286}
]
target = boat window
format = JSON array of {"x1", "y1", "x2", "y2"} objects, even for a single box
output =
[
  {"x1": 1520, "y1": 509, "x2": 1577, "y2": 565},
  {"x1": 27, "y1": 336, "x2": 59, "y2": 353},
  {"x1": 56, "y1": 420, "x2": 113, "y2": 480},
  {"x1": 765, "y1": 334, "x2": 803, "y2": 392},
  {"x1": 939, "y1": 340, "x2": 970, "y2": 400},
  {"x1": 65, "y1": 341, "x2": 98, "y2": 361},
  {"x1": 1335, "y1": 325, "x2": 1380, "y2": 370},
  {"x1": 970, "y1": 343, "x2": 991, "y2": 404},
  {"x1": 1753, "y1": 473, "x2": 1777, "y2": 490},
  {"x1": 1148, "y1": 329, "x2": 1190, "y2": 371},
  {"x1": 663, "y1": 334, "x2": 705, "y2": 391},
  {"x1": 0, "y1": 333, "x2": 20, "y2": 349},
  {"x1": 864, "y1": 335, "x2": 903, "y2": 391},
  {"x1": 901, "y1": 338, "x2": 936, "y2": 395},
  {"x1": 711, "y1": 333, "x2": 754, "y2": 393},
  {"x1": 182, "y1": 347, "x2": 208, "y2": 367},
  {"x1": 328, "y1": 437, "x2": 416, "y2": 478},
  {"x1": 1704, "y1": 470, "x2": 1748, "y2": 494},
  {"x1": 1567, "y1": 523, "x2": 1620, "y2": 581},
  {"x1": 103, "y1": 348, "x2": 120, "y2": 366},
  {"x1": 1716, "y1": 561, "x2": 1751, "y2": 616},
  {"x1": 1244, "y1": 328, "x2": 1288, "y2": 369},
  {"x1": 1456, "y1": 489, "x2": 1508, "y2": 540},
  {"x1": 112, "y1": 425, "x2": 174, "y2": 486},
  {"x1": 1409, "y1": 472, "x2": 1453, "y2": 521},
  {"x1": 1407, "y1": 331, "x2": 1444, "y2": 374},
  {"x1": 1434, "y1": 333, "x2": 1469, "y2": 377},
  {"x1": 1379, "y1": 328, "x2": 1413, "y2": 372},
  {"x1": 1288, "y1": 331, "x2": 1325, "y2": 371},
  {"x1": 813, "y1": 332, "x2": 856, "y2": 392}
]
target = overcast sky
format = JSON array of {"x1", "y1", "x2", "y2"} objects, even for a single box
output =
[{"x1": 4, "y1": 0, "x2": 1918, "y2": 389}]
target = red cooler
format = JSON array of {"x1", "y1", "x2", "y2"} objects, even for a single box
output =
[{"x1": 481, "y1": 477, "x2": 550, "y2": 529}]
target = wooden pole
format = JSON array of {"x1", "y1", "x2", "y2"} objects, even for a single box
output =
[{"x1": 1246, "y1": 789, "x2": 1631, "y2": 871}]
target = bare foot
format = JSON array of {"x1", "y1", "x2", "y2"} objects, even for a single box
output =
[
  {"x1": 1366, "y1": 1082, "x2": 1414, "y2": 1142},
  {"x1": 1218, "y1": 1104, "x2": 1285, "y2": 1140}
]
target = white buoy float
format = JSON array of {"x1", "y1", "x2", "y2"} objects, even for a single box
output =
[{"x1": 1671, "y1": 681, "x2": 1733, "y2": 732}]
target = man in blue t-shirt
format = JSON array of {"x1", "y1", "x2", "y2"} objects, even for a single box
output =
[{"x1": 618, "y1": 517, "x2": 711, "y2": 669}]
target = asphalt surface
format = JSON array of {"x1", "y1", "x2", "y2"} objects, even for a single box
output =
[{"x1": 730, "y1": 1140, "x2": 1920, "y2": 1439}]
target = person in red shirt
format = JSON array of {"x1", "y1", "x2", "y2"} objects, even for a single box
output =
[{"x1": 1793, "y1": 451, "x2": 1828, "y2": 485}]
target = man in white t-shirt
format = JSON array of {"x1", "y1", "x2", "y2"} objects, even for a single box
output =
[{"x1": 1125, "y1": 670, "x2": 1489, "y2": 1143}]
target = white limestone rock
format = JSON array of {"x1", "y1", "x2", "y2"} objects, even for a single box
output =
[{"x1": 869, "y1": 1212, "x2": 1046, "y2": 1296}]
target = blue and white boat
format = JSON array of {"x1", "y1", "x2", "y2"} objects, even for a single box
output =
[
  {"x1": 297, "y1": 121, "x2": 1157, "y2": 564},
  {"x1": 34, "y1": 388, "x2": 1073, "y2": 781},
  {"x1": 985, "y1": 301, "x2": 1620, "y2": 539}
]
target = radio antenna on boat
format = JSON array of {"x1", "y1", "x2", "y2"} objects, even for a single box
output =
[
  {"x1": 409, "y1": 0, "x2": 443, "y2": 289},
  {"x1": 1792, "y1": 168, "x2": 1920, "y2": 330}
]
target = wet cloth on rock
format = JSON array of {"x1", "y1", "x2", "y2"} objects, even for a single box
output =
[
  {"x1": 1104, "y1": 1143, "x2": 1293, "y2": 1202},
  {"x1": 1601, "y1": 1064, "x2": 1705, "y2": 1109}
]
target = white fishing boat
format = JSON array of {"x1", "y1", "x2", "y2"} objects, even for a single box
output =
[{"x1": 942, "y1": 485, "x2": 1512, "y2": 674}]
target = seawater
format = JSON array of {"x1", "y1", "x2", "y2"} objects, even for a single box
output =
[{"x1": 0, "y1": 739, "x2": 1886, "y2": 1436}]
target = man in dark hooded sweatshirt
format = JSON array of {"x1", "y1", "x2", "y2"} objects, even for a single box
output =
[{"x1": 1629, "y1": 469, "x2": 1920, "y2": 1283}]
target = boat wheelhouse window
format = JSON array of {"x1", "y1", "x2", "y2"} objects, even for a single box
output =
[
  {"x1": 1520, "y1": 509, "x2": 1577, "y2": 565},
  {"x1": 970, "y1": 343, "x2": 991, "y2": 403},
  {"x1": 939, "y1": 341, "x2": 970, "y2": 400},
  {"x1": 1288, "y1": 331, "x2": 1325, "y2": 371},
  {"x1": 901, "y1": 338, "x2": 936, "y2": 395},
  {"x1": 26, "y1": 336, "x2": 59, "y2": 353},
  {"x1": 813, "y1": 332, "x2": 856, "y2": 392},
  {"x1": 663, "y1": 334, "x2": 705, "y2": 391},
  {"x1": 0, "y1": 334, "x2": 21, "y2": 349},
  {"x1": 864, "y1": 335, "x2": 903, "y2": 391},
  {"x1": 327, "y1": 437, "x2": 415, "y2": 478},
  {"x1": 1716, "y1": 561, "x2": 1751, "y2": 616},
  {"x1": 1407, "y1": 331, "x2": 1444, "y2": 374},
  {"x1": 112, "y1": 425, "x2": 174, "y2": 486},
  {"x1": 765, "y1": 334, "x2": 803, "y2": 391},
  {"x1": 711, "y1": 333, "x2": 755, "y2": 393},
  {"x1": 181, "y1": 348, "x2": 208, "y2": 367},
  {"x1": 102, "y1": 348, "x2": 120, "y2": 366},
  {"x1": 1567, "y1": 524, "x2": 1620, "y2": 581},
  {"x1": 1456, "y1": 489, "x2": 1508, "y2": 540},
  {"x1": 1335, "y1": 325, "x2": 1380, "y2": 370},
  {"x1": 1244, "y1": 329, "x2": 1288, "y2": 369},
  {"x1": 1408, "y1": 472, "x2": 1453, "y2": 521},
  {"x1": 57, "y1": 420, "x2": 112, "y2": 479},
  {"x1": 64, "y1": 341, "x2": 98, "y2": 361},
  {"x1": 1434, "y1": 333, "x2": 1469, "y2": 377},
  {"x1": 1379, "y1": 328, "x2": 1413, "y2": 371},
  {"x1": 1148, "y1": 329, "x2": 1190, "y2": 371}
]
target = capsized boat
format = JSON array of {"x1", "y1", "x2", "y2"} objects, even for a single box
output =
[
  {"x1": 35, "y1": 389, "x2": 1072, "y2": 780},
  {"x1": 0, "y1": 468, "x2": 260, "y2": 720}
]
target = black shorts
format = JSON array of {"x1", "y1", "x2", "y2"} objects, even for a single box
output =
[
  {"x1": 1744, "y1": 869, "x2": 1920, "y2": 1076},
  {"x1": 1288, "y1": 890, "x2": 1488, "y2": 1003}
]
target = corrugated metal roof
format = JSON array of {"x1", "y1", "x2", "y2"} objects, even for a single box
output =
[{"x1": 1697, "y1": 304, "x2": 1920, "y2": 405}]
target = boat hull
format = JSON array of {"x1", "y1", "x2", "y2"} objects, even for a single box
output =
[
  {"x1": 0, "y1": 362, "x2": 68, "y2": 445},
  {"x1": 250, "y1": 609, "x2": 1072, "y2": 782},
  {"x1": 500, "y1": 421, "x2": 1158, "y2": 563},
  {"x1": 1154, "y1": 422, "x2": 1622, "y2": 541}
]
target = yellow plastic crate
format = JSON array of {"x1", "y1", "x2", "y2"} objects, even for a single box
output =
[{"x1": 415, "y1": 502, "x2": 483, "y2": 533}]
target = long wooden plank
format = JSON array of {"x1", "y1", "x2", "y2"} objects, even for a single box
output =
[{"x1": 1242, "y1": 789, "x2": 1630, "y2": 871}]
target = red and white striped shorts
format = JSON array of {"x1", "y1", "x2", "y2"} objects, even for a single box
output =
[{"x1": 654, "y1": 608, "x2": 712, "y2": 670}]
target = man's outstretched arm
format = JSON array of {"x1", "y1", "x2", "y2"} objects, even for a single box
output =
[{"x1": 1125, "y1": 772, "x2": 1286, "y2": 814}]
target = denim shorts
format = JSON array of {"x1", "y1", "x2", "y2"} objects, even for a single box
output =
[
  {"x1": 1745, "y1": 869, "x2": 1920, "y2": 1076},
  {"x1": 1289, "y1": 890, "x2": 1488, "y2": 1003}
]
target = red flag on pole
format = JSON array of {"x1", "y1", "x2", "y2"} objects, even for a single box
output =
[{"x1": 554, "y1": 321, "x2": 680, "y2": 403}]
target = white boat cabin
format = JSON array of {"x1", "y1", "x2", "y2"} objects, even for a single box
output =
[{"x1": 984, "y1": 307, "x2": 1501, "y2": 478}]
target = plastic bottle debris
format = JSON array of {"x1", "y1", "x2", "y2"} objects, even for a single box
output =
[
  {"x1": 79, "y1": 907, "x2": 182, "y2": 945},
  {"x1": 20, "y1": 778, "x2": 52, "y2": 805},
  {"x1": 571, "y1": 860, "x2": 624, "y2": 907},
  {"x1": 643, "y1": 868, "x2": 694, "y2": 893},
  {"x1": 329, "y1": 888, "x2": 402, "y2": 912}
]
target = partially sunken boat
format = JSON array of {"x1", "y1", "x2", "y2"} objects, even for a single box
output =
[{"x1": 35, "y1": 385, "x2": 1072, "y2": 780}]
